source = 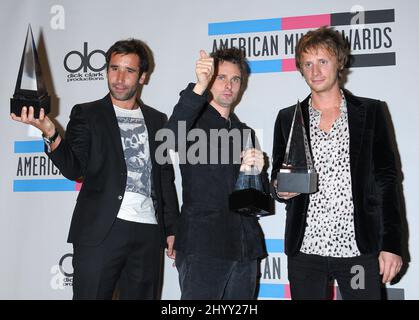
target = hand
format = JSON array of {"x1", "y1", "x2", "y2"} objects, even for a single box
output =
[
  {"x1": 379, "y1": 251, "x2": 403, "y2": 284},
  {"x1": 193, "y1": 50, "x2": 214, "y2": 95},
  {"x1": 273, "y1": 179, "x2": 300, "y2": 200},
  {"x1": 166, "y1": 235, "x2": 176, "y2": 267},
  {"x1": 277, "y1": 192, "x2": 300, "y2": 200},
  {"x1": 240, "y1": 148, "x2": 264, "y2": 173},
  {"x1": 11, "y1": 106, "x2": 55, "y2": 137}
]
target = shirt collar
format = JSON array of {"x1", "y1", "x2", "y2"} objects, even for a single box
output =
[{"x1": 309, "y1": 89, "x2": 347, "y2": 115}]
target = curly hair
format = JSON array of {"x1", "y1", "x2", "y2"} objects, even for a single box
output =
[{"x1": 211, "y1": 47, "x2": 250, "y2": 85}]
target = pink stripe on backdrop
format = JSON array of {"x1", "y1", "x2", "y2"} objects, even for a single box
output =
[
  {"x1": 75, "y1": 181, "x2": 83, "y2": 191},
  {"x1": 282, "y1": 58, "x2": 297, "y2": 72},
  {"x1": 282, "y1": 14, "x2": 331, "y2": 30},
  {"x1": 284, "y1": 283, "x2": 291, "y2": 299}
]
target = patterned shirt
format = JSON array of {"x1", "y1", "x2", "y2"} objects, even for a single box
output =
[{"x1": 300, "y1": 94, "x2": 361, "y2": 257}]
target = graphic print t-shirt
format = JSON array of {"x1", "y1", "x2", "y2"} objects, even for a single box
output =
[{"x1": 114, "y1": 104, "x2": 156, "y2": 224}]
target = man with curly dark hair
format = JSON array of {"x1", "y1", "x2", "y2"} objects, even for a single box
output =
[{"x1": 165, "y1": 47, "x2": 268, "y2": 299}]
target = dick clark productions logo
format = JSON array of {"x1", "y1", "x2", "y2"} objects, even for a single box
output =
[
  {"x1": 64, "y1": 42, "x2": 106, "y2": 82},
  {"x1": 50, "y1": 253, "x2": 73, "y2": 290}
]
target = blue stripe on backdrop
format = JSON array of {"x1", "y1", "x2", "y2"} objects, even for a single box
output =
[
  {"x1": 208, "y1": 18, "x2": 282, "y2": 35},
  {"x1": 13, "y1": 179, "x2": 76, "y2": 192},
  {"x1": 248, "y1": 59, "x2": 282, "y2": 73},
  {"x1": 258, "y1": 284, "x2": 286, "y2": 298},
  {"x1": 14, "y1": 140, "x2": 44, "y2": 153},
  {"x1": 265, "y1": 239, "x2": 284, "y2": 253}
]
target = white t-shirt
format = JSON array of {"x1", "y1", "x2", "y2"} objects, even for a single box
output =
[{"x1": 113, "y1": 104, "x2": 157, "y2": 224}]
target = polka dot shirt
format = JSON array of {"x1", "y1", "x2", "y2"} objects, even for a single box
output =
[{"x1": 300, "y1": 94, "x2": 361, "y2": 258}]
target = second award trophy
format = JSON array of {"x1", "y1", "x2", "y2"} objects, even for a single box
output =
[{"x1": 229, "y1": 135, "x2": 273, "y2": 217}]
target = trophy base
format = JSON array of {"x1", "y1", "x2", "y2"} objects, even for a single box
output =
[
  {"x1": 277, "y1": 169, "x2": 318, "y2": 194},
  {"x1": 229, "y1": 188, "x2": 273, "y2": 217},
  {"x1": 11, "y1": 94, "x2": 50, "y2": 118}
]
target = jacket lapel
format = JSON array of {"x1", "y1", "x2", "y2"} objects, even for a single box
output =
[
  {"x1": 345, "y1": 91, "x2": 366, "y2": 173},
  {"x1": 300, "y1": 95, "x2": 312, "y2": 153},
  {"x1": 140, "y1": 103, "x2": 158, "y2": 165},
  {"x1": 102, "y1": 94, "x2": 126, "y2": 168}
]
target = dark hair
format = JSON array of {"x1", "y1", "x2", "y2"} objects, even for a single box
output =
[
  {"x1": 105, "y1": 38, "x2": 150, "y2": 73},
  {"x1": 210, "y1": 47, "x2": 250, "y2": 85},
  {"x1": 295, "y1": 26, "x2": 349, "y2": 78}
]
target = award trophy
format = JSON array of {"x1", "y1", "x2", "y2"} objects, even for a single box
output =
[
  {"x1": 229, "y1": 135, "x2": 273, "y2": 217},
  {"x1": 277, "y1": 100, "x2": 318, "y2": 193},
  {"x1": 10, "y1": 24, "x2": 50, "y2": 118}
]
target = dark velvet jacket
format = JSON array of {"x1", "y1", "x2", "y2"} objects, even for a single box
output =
[
  {"x1": 47, "y1": 94, "x2": 179, "y2": 247},
  {"x1": 165, "y1": 83, "x2": 267, "y2": 261},
  {"x1": 271, "y1": 91, "x2": 402, "y2": 257}
]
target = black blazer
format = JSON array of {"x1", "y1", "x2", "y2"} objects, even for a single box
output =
[
  {"x1": 271, "y1": 91, "x2": 402, "y2": 257},
  {"x1": 48, "y1": 94, "x2": 179, "y2": 247}
]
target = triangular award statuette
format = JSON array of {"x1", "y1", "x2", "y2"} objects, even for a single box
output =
[
  {"x1": 10, "y1": 24, "x2": 50, "y2": 118},
  {"x1": 229, "y1": 132, "x2": 273, "y2": 217},
  {"x1": 277, "y1": 100, "x2": 318, "y2": 193}
]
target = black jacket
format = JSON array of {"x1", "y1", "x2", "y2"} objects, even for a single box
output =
[
  {"x1": 271, "y1": 91, "x2": 402, "y2": 257},
  {"x1": 165, "y1": 83, "x2": 267, "y2": 261},
  {"x1": 48, "y1": 94, "x2": 179, "y2": 247}
]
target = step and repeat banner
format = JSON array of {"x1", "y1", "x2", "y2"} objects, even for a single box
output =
[{"x1": 1, "y1": 0, "x2": 418, "y2": 299}]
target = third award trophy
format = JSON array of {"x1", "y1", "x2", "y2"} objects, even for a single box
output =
[{"x1": 277, "y1": 100, "x2": 318, "y2": 193}]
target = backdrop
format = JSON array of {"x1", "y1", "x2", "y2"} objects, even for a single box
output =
[{"x1": 1, "y1": 0, "x2": 417, "y2": 300}]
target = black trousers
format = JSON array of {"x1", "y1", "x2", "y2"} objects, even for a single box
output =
[
  {"x1": 72, "y1": 218, "x2": 161, "y2": 300},
  {"x1": 288, "y1": 252, "x2": 381, "y2": 300},
  {"x1": 175, "y1": 251, "x2": 258, "y2": 300}
]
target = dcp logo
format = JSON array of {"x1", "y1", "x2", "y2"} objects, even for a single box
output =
[
  {"x1": 50, "y1": 253, "x2": 73, "y2": 290},
  {"x1": 59, "y1": 253, "x2": 74, "y2": 277},
  {"x1": 64, "y1": 42, "x2": 106, "y2": 73}
]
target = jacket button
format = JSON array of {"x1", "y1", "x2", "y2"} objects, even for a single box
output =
[{"x1": 118, "y1": 195, "x2": 123, "y2": 200}]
